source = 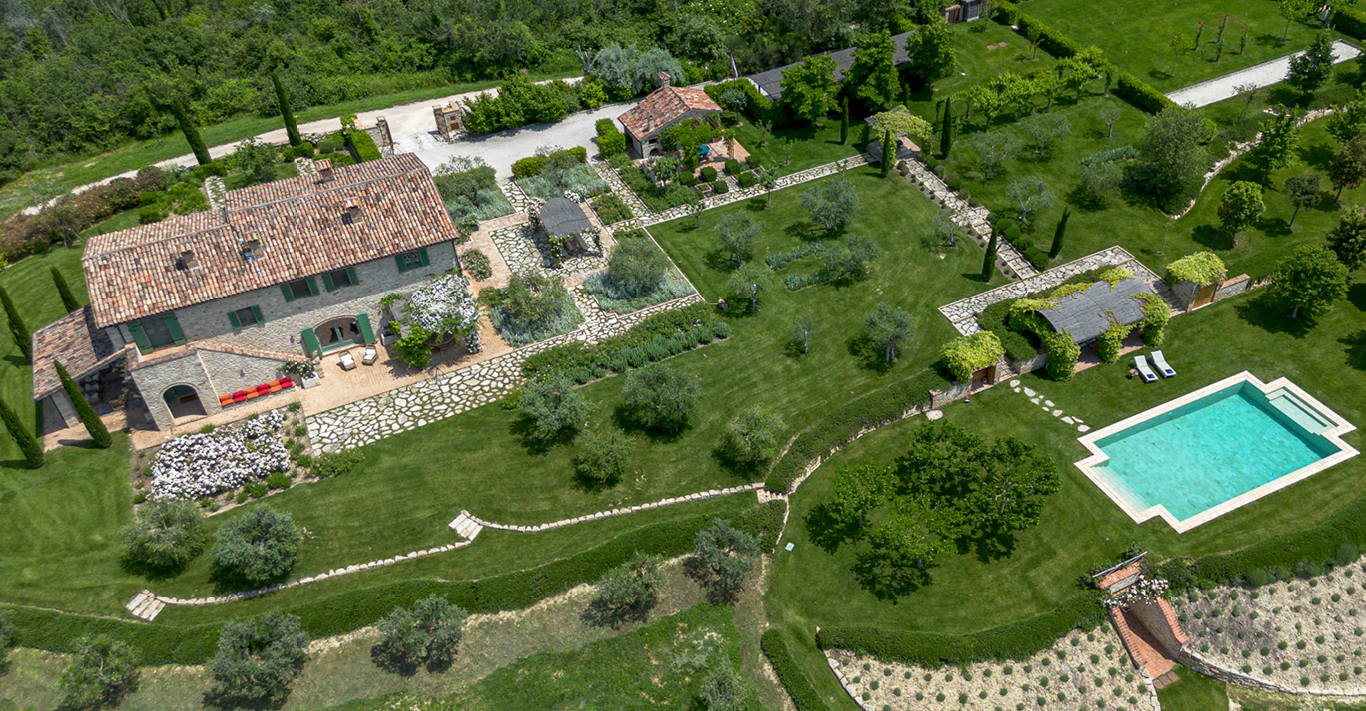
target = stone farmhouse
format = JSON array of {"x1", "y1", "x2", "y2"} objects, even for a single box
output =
[
  {"x1": 618, "y1": 73, "x2": 723, "y2": 158},
  {"x1": 31, "y1": 154, "x2": 463, "y2": 433}
]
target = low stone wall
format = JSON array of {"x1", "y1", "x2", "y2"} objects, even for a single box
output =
[
  {"x1": 1012, "y1": 352, "x2": 1049, "y2": 376},
  {"x1": 463, "y1": 482, "x2": 765, "y2": 532},
  {"x1": 1214, "y1": 274, "x2": 1258, "y2": 302}
]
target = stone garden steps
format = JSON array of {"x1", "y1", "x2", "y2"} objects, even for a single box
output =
[
  {"x1": 125, "y1": 590, "x2": 165, "y2": 621},
  {"x1": 447, "y1": 511, "x2": 483, "y2": 540}
]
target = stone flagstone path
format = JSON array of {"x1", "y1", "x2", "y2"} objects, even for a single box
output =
[
  {"x1": 902, "y1": 156, "x2": 1037, "y2": 280},
  {"x1": 125, "y1": 481, "x2": 766, "y2": 619},
  {"x1": 1008, "y1": 378, "x2": 1090, "y2": 433}
]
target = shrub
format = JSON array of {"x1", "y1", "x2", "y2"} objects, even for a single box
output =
[
  {"x1": 374, "y1": 594, "x2": 468, "y2": 670},
  {"x1": 595, "y1": 551, "x2": 664, "y2": 611},
  {"x1": 712, "y1": 178, "x2": 729, "y2": 194},
  {"x1": 718, "y1": 406, "x2": 785, "y2": 468},
  {"x1": 521, "y1": 304, "x2": 724, "y2": 382},
  {"x1": 348, "y1": 129, "x2": 382, "y2": 162},
  {"x1": 761, "y1": 630, "x2": 829, "y2": 711},
  {"x1": 622, "y1": 364, "x2": 699, "y2": 432},
  {"x1": 1335, "y1": 6, "x2": 1366, "y2": 40},
  {"x1": 694, "y1": 518, "x2": 761, "y2": 594},
  {"x1": 0, "y1": 610, "x2": 12, "y2": 666},
  {"x1": 596, "y1": 118, "x2": 627, "y2": 157},
  {"x1": 208, "y1": 611, "x2": 307, "y2": 701},
  {"x1": 591, "y1": 193, "x2": 634, "y2": 225},
  {"x1": 211, "y1": 506, "x2": 302, "y2": 583},
  {"x1": 1015, "y1": 13, "x2": 1083, "y2": 58},
  {"x1": 265, "y1": 472, "x2": 292, "y2": 489},
  {"x1": 122, "y1": 498, "x2": 209, "y2": 571},
  {"x1": 460, "y1": 249, "x2": 493, "y2": 281},
  {"x1": 1096, "y1": 325, "x2": 1128, "y2": 363},
  {"x1": 737, "y1": 172, "x2": 758, "y2": 188},
  {"x1": 59, "y1": 635, "x2": 140, "y2": 708},
  {"x1": 1042, "y1": 331, "x2": 1080, "y2": 381},
  {"x1": 517, "y1": 374, "x2": 590, "y2": 439},
  {"x1": 677, "y1": 170, "x2": 698, "y2": 187},
  {"x1": 485, "y1": 271, "x2": 584, "y2": 346},
  {"x1": 573, "y1": 428, "x2": 632, "y2": 486},
  {"x1": 605, "y1": 235, "x2": 668, "y2": 297},
  {"x1": 1115, "y1": 72, "x2": 1177, "y2": 114},
  {"x1": 942, "y1": 331, "x2": 1005, "y2": 383},
  {"x1": 511, "y1": 146, "x2": 589, "y2": 178},
  {"x1": 312, "y1": 449, "x2": 364, "y2": 478},
  {"x1": 724, "y1": 159, "x2": 743, "y2": 176},
  {"x1": 699, "y1": 662, "x2": 753, "y2": 711},
  {"x1": 700, "y1": 166, "x2": 718, "y2": 182}
]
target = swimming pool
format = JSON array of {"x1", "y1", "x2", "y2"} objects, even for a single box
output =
[{"x1": 1075, "y1": 372, "x2": 1358, "y2": 533}]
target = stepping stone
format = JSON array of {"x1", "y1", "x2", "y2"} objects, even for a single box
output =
[
  {"x1": 447, "y1": 512, "x2": 483, "y2": 540},
  {"x1": 1052, "y1": 409, "x2": 1063, "y2": 417},
  {"x1": 1062, "y1": 416, "x2": 1075, "y2": 424},
  {"x1": 1045, "y1": 400, "x2": 1054, "y2": 407},
  {"x1": 926, "y1": 410, "x2": 944, "y2": 420},
  {"x1": 1030, "y1": 397, "x2": 1040, "y2": 405},
  {"x1": 1009, "y1": 379, "x2": 1020, "y2": 388},
  {"x1": 1078, "y1": 424, "x2": 1091, "y2": 432},
  {"x1": 1023, "y1": 387, "x2": 1036, "y2": 397}
]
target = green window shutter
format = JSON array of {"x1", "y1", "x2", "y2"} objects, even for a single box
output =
[
  {"x1": 301, "y1": 328, "x2": 322, "y2": 357},
  {"x1": 395, "y1": 254, "x2": 408, "y2": 273},
  {"x1": 306, "y1": 277, "x2": 320, "y2": 296},
  {"x1": 281, "y1": 283, "x2": 295, "y2": 302},
  {"x1": 418, "y1": 248, "x2": 430, "y2": 267},
  {"x1": 163, "y1": 313, "x2": 186, "y2": 344},
  {"x1": 346, "y1": 267, "x2": 358, "y2": 286},
  {"x1": 250, "y1": 305, "x2": 263, "y2": 323},
  {"x1": 322, "y1": 273, "x2": 335, "y2": 291},
  {"x1": 228, "y1": 311, "x2": 242, "y2": 330},
  {"x1": 128, "y1": 321, "x2": 153, "y2": 354},
  {"x1": 356, "y1": 312, "x2": 376, "y2": 344}
]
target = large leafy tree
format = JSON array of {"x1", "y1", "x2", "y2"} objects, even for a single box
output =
[
  {"x1": 1287, "y1": 32, "x2": 1336, "y2": 99},
  {"x1": 1329, "y1": 207, "x2": 1366, "y2": 270},
  {"x1": 1218, "y1": 181, "x2": 1266, "y2": 239},
  {"x1": 1327, "y1": 92, "x2": 1366, "y2": 143},
  {"x1": 1245, "y1": 108, "x2": 1301, "y2": 181},
  {"x1": 209, "y1": 611, "x2": 308, "y2": 701},
  {"x1": 1284, "y1": 171, "x2": 1322, "y2": 228},
  {"x1": 1271, "y1": 245, "x2": 1350, "y2": 319},
  {"x1": 780, "y1": 54, "x2": 840, "y2": 125},
  {"x1": 59, "y1": 636, "x2": 140, "y2": 709},
  {"x1": 1331, "y1": 134, "x2": 1366, "y2": 199},
  {"x1": 905, "y1": 15, "x2": 955, "y2": 85},
  {"x1": 211, "y1": 506, "x2": 303, "y2": 583},
  {"x1": 845, "y1": 30, "x2": 900, "y2": 111},
  {"x1": 970, "y1": 437, "x2": 1061, "y2": 533},
  {"x1": 1133, "y1": 107, "x2": 1209, "y2": 207},
  {"x1": 831, "y1": 463, "x2": 895, "y2": 528}
]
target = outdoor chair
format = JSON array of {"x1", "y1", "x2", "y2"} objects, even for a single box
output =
[
  {"x1": 1151, "y1": 350, "x2": 1177, "y2": 378},
  {"x1": 362, "y1": 346, "x2": 378, "y2": 366},
  {"x1": 338, "y1": 352, "x2": 357, "y2": 371},
  {"x1": 1134, "y1": 355, "x2": 1158, "y2": 384}
]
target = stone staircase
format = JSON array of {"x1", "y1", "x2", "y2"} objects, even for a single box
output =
[
  {"x1": 447, "y1": 511, "x2": 484, "y2": 540},
  {"x1": 498, "y1": 179, "x2": 536, "y2": 213},
  {"x1": 125, "y1": 590, "x2": 165, "y2": 621},
  {"x1": 901, "y1": 159, "x2": 1037, "y2": 280}
]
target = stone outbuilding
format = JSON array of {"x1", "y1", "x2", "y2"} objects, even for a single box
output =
[
  {"x1": 34, "y1": 154, "x2": 466, "y2": 432},
  {"x1": 744, "y1": 31, "x2": 914, "y2": 101},
  {"x1": 617, "y1": 74, "x2": 722, "y2": 158}
]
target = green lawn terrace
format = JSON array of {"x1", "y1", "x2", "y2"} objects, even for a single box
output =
[{"x1": 1023, "y1": 0, "x2": 1344, "y2": 92}]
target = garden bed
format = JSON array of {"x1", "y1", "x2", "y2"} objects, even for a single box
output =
[{"x1": 1175, "y1": 559, "x2": 1366, "y2": 694}]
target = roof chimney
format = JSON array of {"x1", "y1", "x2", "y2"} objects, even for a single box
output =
[
  {"x1": 241, "y1": 239, "x2": 260, "y2": 264},
  {"x1": 343, "y1": 198, "x2": 362, "y2": 225},
  {"x1": 315, "y1": 158, "x2": 334, "y2": 183},
  {"x1": 646, "y1": 114, "x2": 655, "y2": 133},
  {"x1": 176, "y1": 250, "x2": 198, "y2": 270},
  {"x1": 659, "y1": 72, "x2": 672, "y2": 87}
]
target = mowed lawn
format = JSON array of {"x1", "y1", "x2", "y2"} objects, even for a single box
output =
[{"x1": 1024, "y1": 0, "x2": 1339, "y2": 92}]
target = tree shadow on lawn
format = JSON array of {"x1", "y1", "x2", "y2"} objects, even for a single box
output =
[
  {"x1": 851, "y1": 545, "x2": 932, "y2": 601},
  {"x1": 1233, "y1": 291, "x2": 1316, "y2": 339},
  {"x1": 846, "y1": 332, "x2": 895, "y2": 373},
  {"x1": 1299, "y1": 141, "x2": 1335, "y2": 173},
  {"x1": 208, "y1": 561, "x2": 292, "y2": 596},
  {"x1": 703, "y1": 248, "x2": 741, "y2": 275},
  {"x1": 508, "y1": 416, "x2": 580, "y2": 457},
  {"x1": 1192, "y1": 224, "x2": 1235, "y2": 252},
  {"x1": 3, "y1": 353, "x2": 26, "y2": 368},
  {"x1": 203, "y1": 687, "x2": 292, "y2": 711},
  {"x1": 803, "y1": 502, "x2": 861, "y2": 554},
  {"x1": 580, "y1": 596, "x2": 655, "y2": 629},
  {"x1": 961, "y1": 527, "x2": 1020, "y2": 565},
  {"x1": 1338, "y1": 329, "x2": 1366, "y2": 371},
  {"x1": 784, "y1": 220, "x2": 834, "y2": 243},
  {"x1": 610, "y1": 406, "x2": 689, "y2": 445},
  {"x1": 1256, "y1": 215, "x2": 1292, "y2": 239}
]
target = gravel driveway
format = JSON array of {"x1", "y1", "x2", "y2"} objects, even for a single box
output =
[{"x1": 1166, "y1": 39, "x2": 1362, "y2": 108}]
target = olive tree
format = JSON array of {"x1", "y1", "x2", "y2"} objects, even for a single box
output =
[
  {"x1": 58, "y1": 636, "x2": 140, "y2": 709},
  {"x1": 622, "y1": 364, "x2": 699, "y2": 432},
  {"x1": 573, "y1": 428, "x2": 632, "y2": 486},
  {"x1": 800, "y1": 177, "x2": 860, "y2": 231},
  {"x1": 208, "y1": 610, "x2": 308, "y2": 701},
  {"x1": 693, "y1": 518, "x2": 761, "y2": 594},
  {"x1": 698, "y1": 662, "x2": 754, "y2": 711},
  {"x1": 211, "y1": 506, "x2": 302, "y2": 583},
  {"x1": 726, "y1": 261, "x2": 775, "y2": 312},
  {"x1": 374, "y1": 594, "x2": 469, "y2": 670},
  {"x1": 606, "y1": 237, "x2": 667, "y2": 296},
  {"x1": 717, "y1": 406, "x2": 785, "y2": 468},
  {"x1": 863, "y1": 302, "x2": 914, "y2": 363},
  {"x1": 595, "y1": 551, "x2": 665, "y2": 611},
  {"x1": 1005, "y1": 178, "x2": 1055, "y2": 223},
  {"x1": 517, "y1": 374, "x2": 590, "y2": 439},
  {"x1": 122, "y1": 498, "x2": 209, "y2": 571},
  {"x1": 715, "y1": 213, "x2": 763, "y2": 267}
]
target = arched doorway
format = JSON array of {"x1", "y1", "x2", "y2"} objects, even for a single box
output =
[
  {"x1": 314, "y1": 317, "x2": 361, "y2": 351},
  {"x1": 163, "y1": 384, "x2": 206, "y2": 419}
]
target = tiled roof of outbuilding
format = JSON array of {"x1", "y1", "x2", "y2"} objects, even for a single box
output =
[
  {"x1": 745, "y1": 31, "x2": 914, "y2": 100},
  {"x1": 83, "y1": 154, "x2": 455, "y2": 328},
  {"x1": 31, "y1": 305, "x2": 128, "y2": 399},
  {"x1": 619, "y1": 85, "x2": 722, "y2": 141},
  {"x1": 1038, "y1": 278, "x2": 1155, "y2": 344}
]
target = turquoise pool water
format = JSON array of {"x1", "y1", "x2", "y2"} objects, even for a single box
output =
[{"x1": 1093, "y1": 384, "x2": 1339, "y2": 522}]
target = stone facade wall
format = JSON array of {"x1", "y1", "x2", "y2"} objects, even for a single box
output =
[
  {"x1": 1012, "y1": 351, "x2": 1048, "y2": 376},
  {"x1": 1130, "y1": 601, "x2": 1182, "y2": 656},
  {"x1": 129, "y1": 352, "x2": 224, "y2": 431},
  {"x1": 1214, "y1": 274, "x2": 1255, "y2": 302},
  {"x1": 160, "y1": 241, "x2": 458, "y2": 356},
  {"x1": 196, "y1": 349, "x2": 294, "y2": 394},
  {"x1": 1170, "y1": 280, "x2": 1199, "y2": 310}
]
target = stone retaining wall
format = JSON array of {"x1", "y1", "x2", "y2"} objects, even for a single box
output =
[{"x1": 463, "y1": 482, "x2": 766, "y2": 532}]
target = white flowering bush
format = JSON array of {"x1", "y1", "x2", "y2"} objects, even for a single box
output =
[
  {"x1": 1104, "y1": 575, "x2": 1170, "y2": 609},
  {"x1": 150, "y1": 410, "x2": 291, "y2": 500},
  {"x1": 385, "y1": 271, "x2": 481, "y2": 368}
]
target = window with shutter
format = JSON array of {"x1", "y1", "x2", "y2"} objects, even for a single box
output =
[
  {"x1": 346, "y1": 267, "x2": 358, "y2": 286},
  {"x1": 128, "y1": 321, "x2": 153, "y2": 353},
  {"x1": 418, "y1": 248, "x2": 430, "y2": 267},
  {"x1": 306, "y1": 277, "x2": 319, "y2": 296},
  {"x1": 285, "y1": 278, "x2": 315, "y2": 299},
  {"x1": 322, "y1": 273, "x2": 335, "y2": 291},
  {"x1": 162, "y1": 313, "x2": 186, "y2": 344},
  {"x1": 228, "y1": 311, "x2": 242, "y2": 330},
  {"x1": 281, "y1": 283, "x2": 295, "y2": 302},
  {"x1": 301, "y1": 328, "x2": 322, "y2": 357},
  {"x1": 356, "y1": 313, "x2": 376, "y2": 344},
  {"x1": 250, "y1": 305, "x2": 263, "y2": 323},
  {"x1": 229, "y1": 306, "x2": 262, "y2": 330}
]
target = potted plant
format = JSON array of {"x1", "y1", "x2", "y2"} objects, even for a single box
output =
[{"x1": 279, "y1": 360, "x2": 320, "y2": 388}]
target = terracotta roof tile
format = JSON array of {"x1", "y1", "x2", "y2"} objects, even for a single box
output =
[
  {"x1": 31, "y1": 305, "x2": 129, "y2": 399},
  {"x1": 83, "y1": 154, "x2": 455, "y2": 328},
  {"x1": 619, "y1": 85, "x2": 721, "y2": 141}
]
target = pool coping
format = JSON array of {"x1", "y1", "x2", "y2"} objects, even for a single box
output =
[{"x1": 1075, "y1": 371, "x2": 1358, "y2": 534}]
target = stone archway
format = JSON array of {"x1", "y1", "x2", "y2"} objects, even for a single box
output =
[{"x1": 162, "y1": 384, "x2": 206, "y2": 420}]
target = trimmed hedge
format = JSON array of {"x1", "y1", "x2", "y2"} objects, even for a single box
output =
[
  {"x1": 1115, "y1": 72, "x2": 1177, "y2": 115},
  {"x1": 348, "y1": 129, "x2": 382, "y2": 162},
  {"x1": 6, "y1": 506, "x2": 776, "y2": 665},
  {"x1": 761, "y1": 629, "x2": 832, "y2": 711},
  {"x1": 993, "y1": 0, "x2": 1021, "y2": 24},
  {"x1": 736, "y1": 172, "x2": 758, "y2": 189},
  {"x1": 700, "y1": 166, "x2": 718, "y2": 182},
  {"x1": 1335, "y1": 6, "x2": 1366, "y2": 40},
  {"x1": 596, "y1": 118, "x2": 627, "y2": 157},
  {"x1": 520, "y1": 303, "x2": 727, "y2": 382},
  {"x1": 816, "y1": 594, "x2": 1105, "y2": 668},
  {"x1": 1016, "y1": 13, "x2": 1083, "y2": 59},
  {"x1": 512, "y1": 146, "x2": 589, "y2": 178},
  {"x1": 703, "y1": 79, "x2": 775, "y2": 123},
  {"x1": 765, "y1": 368, "x2": 952, "y2": 492}
]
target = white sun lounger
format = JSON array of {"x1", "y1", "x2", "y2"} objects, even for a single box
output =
[
  {"x1": 1134, "y1": 355, "x2": 1158, "y2": 383},
  {"x1": 1151, "y1": 350, "x2": 1176, "y2": 378},
  {"x1": 338, "y1": 352, "x2": 357, "y2": 371}
]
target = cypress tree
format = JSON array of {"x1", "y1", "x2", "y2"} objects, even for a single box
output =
[
  {"x1": 0, "y1": 285, "x2": 31, "y2": 362},
  {"x1": 0, "y1": 397, "x2": 42, "y2": 468},
  {"x1": 839, "y1": 97, "x2": 849, "y2": 145},
  {"x1": 51, "y1": 267, "x2": 80, "y2": 313},
  {"x1": 982, "y1": 229, "x2": 999, "y2": 281},
  {"x1": 881, "y1": 131, "x2": 894, "y2": 177},
  {"x1": 271, "y1": 72, "x2": 302, "y2": 147},
  {"x1": 170, "y1": 97, "x2": 212, "y2": 166},
  {"x1": 55, "y1": 360, "x2": 112, "y2": 448},
  {"x1": 1050, "y1": 206, "x2": 1071, "y2": 258},
  {"x1": 940, "y1": 100, "x2": 954, "y2": 158}
]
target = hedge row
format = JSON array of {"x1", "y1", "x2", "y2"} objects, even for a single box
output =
[
  {"x1": 347, "y1": 128, "x2": 382, "y2": 162},
  {"x1": 1114, "y1": 72, "x2": 1178, "y2": 115},
  {"x1": 520, "y1": 303, "x2": 725, "y2": 382},
  {"x1": 765, "y1": 368, "x2": 953, "y2": 493},
  {"x1": 596, "y1": 118, "x2": 627, "y2": 157},
  {"x1": 761, "y1": 629, "x2": 832, "y2": 711},
  {"x1": 6, "y1": 505, "x2": 776, "y2": 665},
  {"x1": 1016, "y1": 13, "x2": 1084, "y2": 59},
  {"x1": 1335, "y1": 6, "x2": 1366, "y2": 40},
  {"x1": 512, "y1": 145, "x2": 589, "y2": 178},
  {"x1": 816, "y1": 593, "x2": 1105, "y2": 668},
  {"x1": 703, "y1": 78, "x2": 776, "y2": 124}
]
